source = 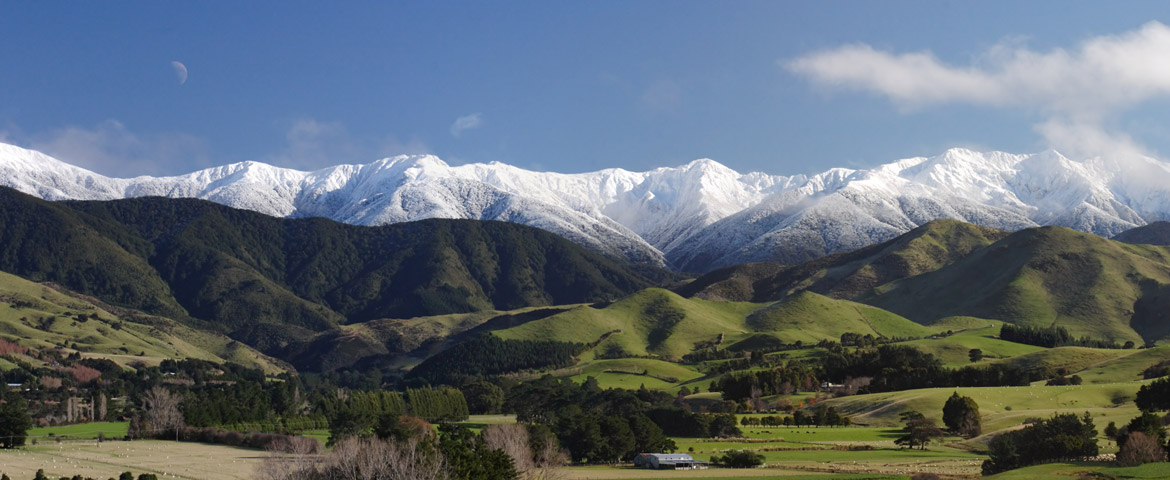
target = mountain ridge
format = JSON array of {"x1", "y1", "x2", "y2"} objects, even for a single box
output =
[
  {"x1": 6, "y1": 142, "x2": 1170, "y2": 272},
  {"x1": 0, "y1": 186, "x2": 662, "y2": 362}
]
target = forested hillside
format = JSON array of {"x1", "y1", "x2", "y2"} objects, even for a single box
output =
[{"x1": 0, "y1": 187, "x2": 662, "y2": 362}]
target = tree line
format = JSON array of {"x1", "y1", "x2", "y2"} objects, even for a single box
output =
[{"x1": 999, "y1": 324, "x2": 1129, "y2": 349}]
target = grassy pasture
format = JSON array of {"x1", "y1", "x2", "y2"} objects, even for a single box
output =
[
  {"x1": 28, "y1": 421, "x2": 129, "y2": 440},
  {"x1": 557, "y1": 358, "x2": 705, "y2": 390},
  {"x1": 819, "y1": 383, "x2": 1146, "y2": 438},
  {"x1": 1074, "y1": 345, "x2": 1170, "y2": 384},
  {"x1": 563, "y1": 466, "x2": 902, "y2": 479},
  {"x1": 987, "y1": 347, "x2": 1133, "y2": 376},
  {"x1": 496, "y1": 288, "x2": 763, "y2": 360},
  {"x1": 901, "y1": 325, "x2": 1044, "y2": 367},
  {"x1": 986, "y1": 461, "x2": 1170, "y2": 479},
  {"x1": 0, "y1": 270, "x2": 287, "y2": 373},
  {"x1": 0, "y1": 440, "x2": 272, "y2": 480}
]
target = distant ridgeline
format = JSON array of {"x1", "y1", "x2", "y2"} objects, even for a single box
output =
[{"x1": 2, "y1": 183, "x2": 1170, "y2": 378}]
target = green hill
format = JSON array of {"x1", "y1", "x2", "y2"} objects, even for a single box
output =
[
  {"x1": 819, "y1": 383, "x2": 1146, "y2": 435},
  {"x1": 864, "y1": 226, "x2": 1170, "y2": 343},
  {"x1": 744, "y1": 291, "x2": 937, "y2": 343},
  {"x1": 493, "y1": 288, "x2": 933, "y2": 361},
  {"x1": 671, "y1": 262, "x2": 786, "y2": 302},
  {"x1": 676, "y1": 219, "x2": 1007, "y2": 302},
  {"x1": 0, "y1": 270, "x2": 286, "y2": 373},
  {"x1": 1113, "y1": 220, "x2": 1170, "y2": 246},
  {"x1": 901, "y1": 323, "x2": 1045, "y2": 367},
  {"x1": 0, "y1": 187, "x2": 663, "y2": 368},
  {"x1": 494, "y1": 288, "x2": 761, "y2": 360},
  {"x1": 681, "y1": 220, "x2": 1170, "y2": 345}
]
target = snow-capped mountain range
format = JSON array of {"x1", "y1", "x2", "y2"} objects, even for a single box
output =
[{"x1": 3, "y1": 141, "x2": 1170, "y2": 272}]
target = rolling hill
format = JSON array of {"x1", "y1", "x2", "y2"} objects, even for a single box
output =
[
  {"x1": 491, "y1": 288, "x2": 943, "y2": 361},
  {"x1": 864, "y1": 226, "x2": 1170, "y2": 343},
  {"x1": 0, "y1": 186, "x2": 664, "y2": 365},
  {"x1": 1114, "y1": 220, "x2": 1170, "y2": 245},
  {"x1": 676, "y1": 219, "x2": 1008, "y2": 302},
  {"x1": 0, "y1": 270, "x2": 286, "y2": 373},
  {"x1": 743, "y1": 291, "x2": 936, "y2": 343},
  {"x1": 681, "y1": 220, "x2": 1170, "y2": 344}
]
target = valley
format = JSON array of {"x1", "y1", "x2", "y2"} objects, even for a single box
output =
[
  {"x1": 9, "y1": 7, "x2": 1170, "y2": 480},
  {"x1": 1, "y1": 188, "x2": 1170, "y2": 479}
]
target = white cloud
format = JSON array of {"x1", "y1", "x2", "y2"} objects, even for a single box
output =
[
  {"x1": 786, "y1": 21, "x2": 1170, "y2": 159},
  {"x1": 450, "y1": 113, "x2": 483, "y2": 137},
  {"x1": 268, "y1": 118, "x2": 431, "y2": 169},
  {"x1": 16, "y1": 120, "x2": 210, "y2": 176},
  {"x1": 273, "y1": 118, "x2": 354, "y2": 169}
]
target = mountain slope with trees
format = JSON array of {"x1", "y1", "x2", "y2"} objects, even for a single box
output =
[
  {"x1": 0, "y1": 187, "x2": 662, "y2": 363},
  {"x1": 679, "y1": 219, "x2": 1170, "y2": 344},
  {"x1": 675, "y1": 219, "x2": 1007, "y2": 302}
]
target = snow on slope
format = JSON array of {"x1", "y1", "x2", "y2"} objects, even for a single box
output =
[
  {"x1": 4, "y1": 142, "x2": 1170, "y2": 272},
  {"x1": 670, "y1": 148, "x2": 1170, "y2": 271}
]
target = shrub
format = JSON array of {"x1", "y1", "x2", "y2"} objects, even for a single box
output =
[
  {"x1": 711, "y1": 450, "x2": 764, "y2": 468},
  {"x1": 1116, "y1": 432, "x2": 1167, "y2": 466}
]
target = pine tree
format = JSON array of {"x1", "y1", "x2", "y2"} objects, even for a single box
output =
[{"x1": 0, "y1": 393, "x2": 32, "y2": 448}]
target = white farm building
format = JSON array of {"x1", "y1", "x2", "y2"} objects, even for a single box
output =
[{"x1": 633, "y1": 453, "x2": 709, "y2": 470}]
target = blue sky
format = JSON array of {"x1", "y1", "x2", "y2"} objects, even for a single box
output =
[{"x1": 3, "y1": 2, "x2": 1170, "y2": 176}]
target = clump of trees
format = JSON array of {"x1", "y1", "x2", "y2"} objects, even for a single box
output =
[
  {"x1": 1136, "y1": 377, "x2": 1170, "y2": 412},
  {"x1": 318, "y1": 386, "x2": 468, "y2": 445},
  {"x1": 739, "y1": 405, "x2": 852, "y2": 427},
  {"x1": 407, "y1": 335, "x2": 586, "y2": 384},
  {"x1": 982, "y1": 412, "x2": 1098, "y2": 475},
  {"x1": 941, "y1": 392, "x2": 981, "y2": 438},
  {"x1": 894, "y1": 411, "x2": 945, "y2": 450},
  {"x1": 999, "y1": 324, "x2": 1124, "y2": 349},
  {"x1": 1045, "y1": 375, "x2": 1083, "y2": 386},
  {"x1": 1141, "y1": 360, "x2": 1170, "y2": 379},
  {"x1": 1109, "y1": 379, "x2": 1170, "y2": 467},
  {"x1": 711, "y1": 362, "x2": 818, "y2": 400},
  {"x1": 256, "y1": 415, "x2": 567, "y2": 480},
  {"x1": 710, "y1": 450, "x2": 765, "y2": 468}
]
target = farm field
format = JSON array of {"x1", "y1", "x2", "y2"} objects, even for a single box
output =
[
  {"x1": 559, "y1": 358, "x2": 705, "y2": 390},
  {"x1": 819, "y1": 383, "x2": 1148, "y2": 435},
  {"x1": 27, "y1": 421, "x2": 129, "y2": 441},
  {"x1": 563, "y1": 466, "x2": 902, "y2": 479},
  {"x1": 986, "y1": 461, "x2": 1170, "y2": 479},
  {"x1": 668, "y1": 425, "x2": 983, "y2": 478},
  {"x1": 0, "y1": 440, "x2": 274, "y2": 480}
]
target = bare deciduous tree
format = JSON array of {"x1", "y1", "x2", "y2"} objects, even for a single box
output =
[
  {"x1": 529, "y1": 436, "x2": 568, "y2": 480},
  {"x1": 141, "y1": 386, "x2": 184, "y2": 439},
  {"x1": 1116, "y1": 432, "x2": 1167, "y2": 466},
  {"x1": 483, "y1": 424, "x2": 535, "y2": 474},
  {"x1": 480, "y1": 424, "x2": 566, "y2": 480},
  {"x1": 257, "y1": 436, "x2": 445, "y2": 480},
  {"x1": 254, "y1": 436, "x2": 321, "y2": 480}
]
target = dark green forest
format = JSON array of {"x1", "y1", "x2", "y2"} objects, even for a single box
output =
[{"x1": 0, "y1": 187, "x2": 660, "y2": 367}]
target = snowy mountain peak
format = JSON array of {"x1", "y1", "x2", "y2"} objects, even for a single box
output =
[{"x1": 3, "y1": 140, "x2": 1170, "y2": 272}]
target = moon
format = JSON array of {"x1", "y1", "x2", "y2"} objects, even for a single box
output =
[{"x1": 170, "y1": 61, "x2": 188, "y2": 85}]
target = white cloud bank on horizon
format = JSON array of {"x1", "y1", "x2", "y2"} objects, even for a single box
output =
[
  {"x1": 786, "y1": 21, "x2": 1170, "y2": 160},
  {"x1": 1, "y1": 118, "x2": 432, "y2": 176},
  {"x1": 450, "y1": 113, "x2": 483, "y2": 137}
]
